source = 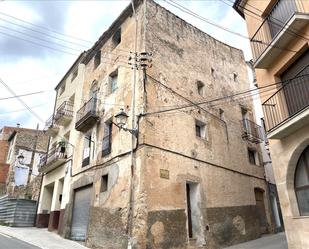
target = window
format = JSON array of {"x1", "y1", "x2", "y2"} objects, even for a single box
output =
[
  {"x1": 100, "y1": 175, "x2": 108, "y2": 192},
  {"x1": 112, "y1": 28, "x2": 121, "y2": 49},
  {"x1": 196, "y1": 81, "x2": 204, "y2": 96},
  {"x1": 82, "y1": 134, "x2": 91, "y2": 167},
  {"x1": 109, "y1": 70, "x2": 118, "y2": 93},
  {"x1": 233, "y1": 72, "x2": 238, "y2": 82},
  {"x1": 94, "y1": 50, "x2": 101, "y2": 70},
  {"x1": 71, "y1": 68, "x2": 78, "y2": 82},
  {"x1": 295, "y1": 146, "x2": 309, "y2": 216},
  {"x1": 219, "y1": 108, "x2": 224, "y2": 120},
  {"x1": 102, "y1": 121, "x2": 112, "y2": 156},
  {"x1": 195, "y1": 120, "x2": 207, "y2": 139},
  {"x1": 248, "y1": 148, "x2": 259, "y2": 165}
]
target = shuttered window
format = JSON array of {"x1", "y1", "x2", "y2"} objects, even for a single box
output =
[{"x1": 102, "y1": 122, "x2": 112, "y2": 156}]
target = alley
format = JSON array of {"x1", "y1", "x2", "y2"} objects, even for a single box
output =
[
  {"x1": 225, "y1": 233, "x2": 288, "y2": 249},
  {"x1": 0, "y1": 233, "x2": 40, "y2": 249}
]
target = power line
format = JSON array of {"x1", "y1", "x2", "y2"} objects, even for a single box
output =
[
  {"x1": 0, "y1": 31, "x2": 78, "y2": 56},
  {"x1": 0, "y1": 11, "x2": 91, "y2": 44},
  {"x1": 163, "y1": 0, "x2": 299, "y2": 55},
  {"x1": 0, "y1": 77, "x2": 44, "y2": 123},
  {"x1": 143, "y1": 73, "x2": 309, "y2": 116},
  {"x1": 0, "y1": 17, "x2": 89, "y2": 48},
  {"x1": 223, "y1": 0, "x2": 309, "y2": 43},
  {"x1": 0, "y1": 90, "x2": 50, "y2": 100},
  {"x1": 0, "y1": 102, "x2": 52, "y2": 115}
]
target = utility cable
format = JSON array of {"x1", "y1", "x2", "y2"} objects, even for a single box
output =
[
  {"x1": 143, "y1": 73, "x2": 309, "y2": 116},
  {"x1": 0, "y1": 77, "x2": 44, "y2": 122},
  {"x1": 0, "y1": 90, "x2": 50, "y2": 100},
  {"x1": 163, "y1": 0, "x2": 299, "y2": 55}
]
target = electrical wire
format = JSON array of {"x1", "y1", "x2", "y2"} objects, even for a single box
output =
[
  {"x1": 0, "y1": 11, "x2": 91, "y2": 44},
  {"x1": 163, "y1": 0, "x2": 299, "y2": 55},
  {"x1": 223, "y1": 0, "x2": 309, "y2": 43},
  {"x1": 143, "y1": 73, "x2": 309, "y2": 116},
  {"x1": 0, "y1": 77, "x2": 44, "y2": 122},
  {"x1": 0, "y1": 90, "x2": 50, "y2": 100}
]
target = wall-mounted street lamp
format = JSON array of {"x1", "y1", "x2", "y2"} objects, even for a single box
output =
[
  {"x1": 114, "y1": 108, "x2": 138, "y2": 137},
  {"x1": 17, "y1": 153, "x2": 25, "y2": 165}
]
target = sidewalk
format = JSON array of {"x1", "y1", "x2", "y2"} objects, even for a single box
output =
[
  {"x1": 224, "y1": 232, "x2": 287, "y2": 249},
  {"x1": 0, "y1": 226, "x2": 89, "y2": 249}
]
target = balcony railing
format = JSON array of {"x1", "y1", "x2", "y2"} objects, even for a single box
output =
[
  {"x1": 43, "y1": 115, "x2": 59, "y2": 137},
  {"x1": 242, "y1": 119, "x2": 264, "y2": 143},
  {"x1": 54, "y1": 101, "x2": 74, "y2": 126},
  {"x1": 251, "y1": 0, "x2": 300, "y2": 63},
  {"x1": 262, "y1": 74, "x2": 309, "y2": 132},
  {"x1": 75, "y1": 98, "x2": 100, "y2": 132},
  {"x1": 38, "y1": 145, "x2": 68, "y2": 173}
]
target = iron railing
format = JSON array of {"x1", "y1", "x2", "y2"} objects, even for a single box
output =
[
  {"x1": 44, "y1": 115, "x2": 59, "y2": 131},
  {"x1": 76, "y1": 98, "x2": 99, "y2": 125},
  {"x1": 250, "y1": 0, "x2": 299, "y2": 62},
  {"x1": 39, "y1": 145, "x2": 67, "y2": 168},
  {"x1": 242, "y1": 119, "x2": 264, "y2": 143},
  {"x1": 54, "y1": 101, "x2": 74, "y2": 122},
  {"x1": 262, "y1": 74, "x2": 309, "y2": 132}
]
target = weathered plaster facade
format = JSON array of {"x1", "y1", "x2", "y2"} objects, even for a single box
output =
[
  {"x1": 234, "y1": 0, "x2": 309, "y2": 248},
  {"x1": 0, "y1": 126, "x2": 48, "y2": 199},
  {"x1": 41, "y1": 0, "x2": 273, "y2": 248}
]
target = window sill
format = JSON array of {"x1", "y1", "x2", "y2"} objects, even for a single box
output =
[{"x1": 292, "y1": 215, "x2": 309, "y2": 219}]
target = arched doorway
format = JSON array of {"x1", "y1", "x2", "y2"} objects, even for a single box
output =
[
  {"x1": 294, "y1": 146, "x2": 309, "y2": 216},
  {"x1": 254, "y1": 188, "x2": 267, "y2": 234}
]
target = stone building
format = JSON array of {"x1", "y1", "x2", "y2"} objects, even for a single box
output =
[
  {"x1": 233, "y1": 0, "x2": 309, "y2": 248},
  {"x1": 38, "y1": 0, "x2": 273, "y2": 248},
  {"x1": 0, "y1": 126, "x2": 15, "y2": 195},
  {"x1": 0, "y1": 126, "x2": 48, "y2": 199}
]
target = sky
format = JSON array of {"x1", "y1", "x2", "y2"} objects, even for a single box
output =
[{"x1": 0, "y1": 0, "x2": 252, "y2": 129}]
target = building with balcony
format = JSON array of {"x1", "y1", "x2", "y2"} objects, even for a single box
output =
[
  {"x1": 40, "y1": 1, "x2": 277, "y2": 248},
  {"x1": 36, "y1": 52, "x2": 86, "y2": 233},
  {"x1": 234, "y1": 0, "x2": 309, "y2": 248},
  {"x1": 0, "y1": 126, "x2": 48, "y2": 200}
]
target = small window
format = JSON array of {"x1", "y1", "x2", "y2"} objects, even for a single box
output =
[
  {"x1": 94, "y1": 50, "x2": 101, "y2": 70},
  {"x1": 109, "y1": 70, "x2": 118, "y2": 93},
  {"x1": 233, "y1": 72, "x2": 238, "y2": 82},
  {"x1": 100, "y1": 174, "x2": 109, "y2": 192},
  {"x1": 195, "y1": 120, "x2": 207, "y2": 139},
  {"x1": 211, "y1": 67, "x2": 215, "y2": 76},
  {"x1": 71, "y1": 68, "x2": 78, "y2": 82},
  {"x1": 248, "y1": 148, "x2": 259, "y2": 165},
  {"x1": 112, "y1": 28, "x2": 121, "y2": 49},
  {"x1": 219, "y1": 108, "x2": 224, "y2": 120},
  {"x1": 196, "y1": 81, "x2": 204, "y2": 96}
]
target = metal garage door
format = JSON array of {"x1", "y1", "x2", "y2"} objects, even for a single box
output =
[{"x1": 71, "y1": 185, "x2": 92, "y2": 241}]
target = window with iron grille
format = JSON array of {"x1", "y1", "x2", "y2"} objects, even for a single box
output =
[
  {"x1": 102, "y1": 121, "x2": 112, "y2": 156},
  {"x1": 109, "y1": 70, "x2": 118, "y2": 94},
  {"x1": 248, "y1": 148, "x2": 259, "y2": 165}
]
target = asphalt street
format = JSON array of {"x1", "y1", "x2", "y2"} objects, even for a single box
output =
[{"x1": 0, "y1": 233, "x2": 40, "y2": 249}]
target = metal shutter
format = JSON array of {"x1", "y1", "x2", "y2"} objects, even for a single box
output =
[{"x1": 71, "y1": 185, "x2": 92, "y2": 241}]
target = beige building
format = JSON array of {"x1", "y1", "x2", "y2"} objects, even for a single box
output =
[
  {"x1": 38, "y1": 0, "x2": 275, "y2": 248},
  {"x1": 36, "y1": 53, "x2": 86, "y2": 232},
  {"x1": 234, "y1": 0, "x2": 309, "y2": 248}
]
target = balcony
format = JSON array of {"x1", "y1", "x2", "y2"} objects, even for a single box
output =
[
  {"x1": 242, "y1": 119, "x2": 264, "y2": 143},
  {"x1": 75, "y1": 98, "x2": 100, "y2": 132},
  {"x1": 263, "y1": 74, "x2": 309, "y2": 139},
  {"x1": 38, "y1": 145, "x2": 68, "y2": 173},
  {"x1": 54, "y1": 101, "x2": 74, "y2": 126},
  {"x1": 250, "y1": 0, "x2": 308, "y2": 68},
  {"x1": 43, "y1": 115, "x2": 59, "y2": 137}
]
